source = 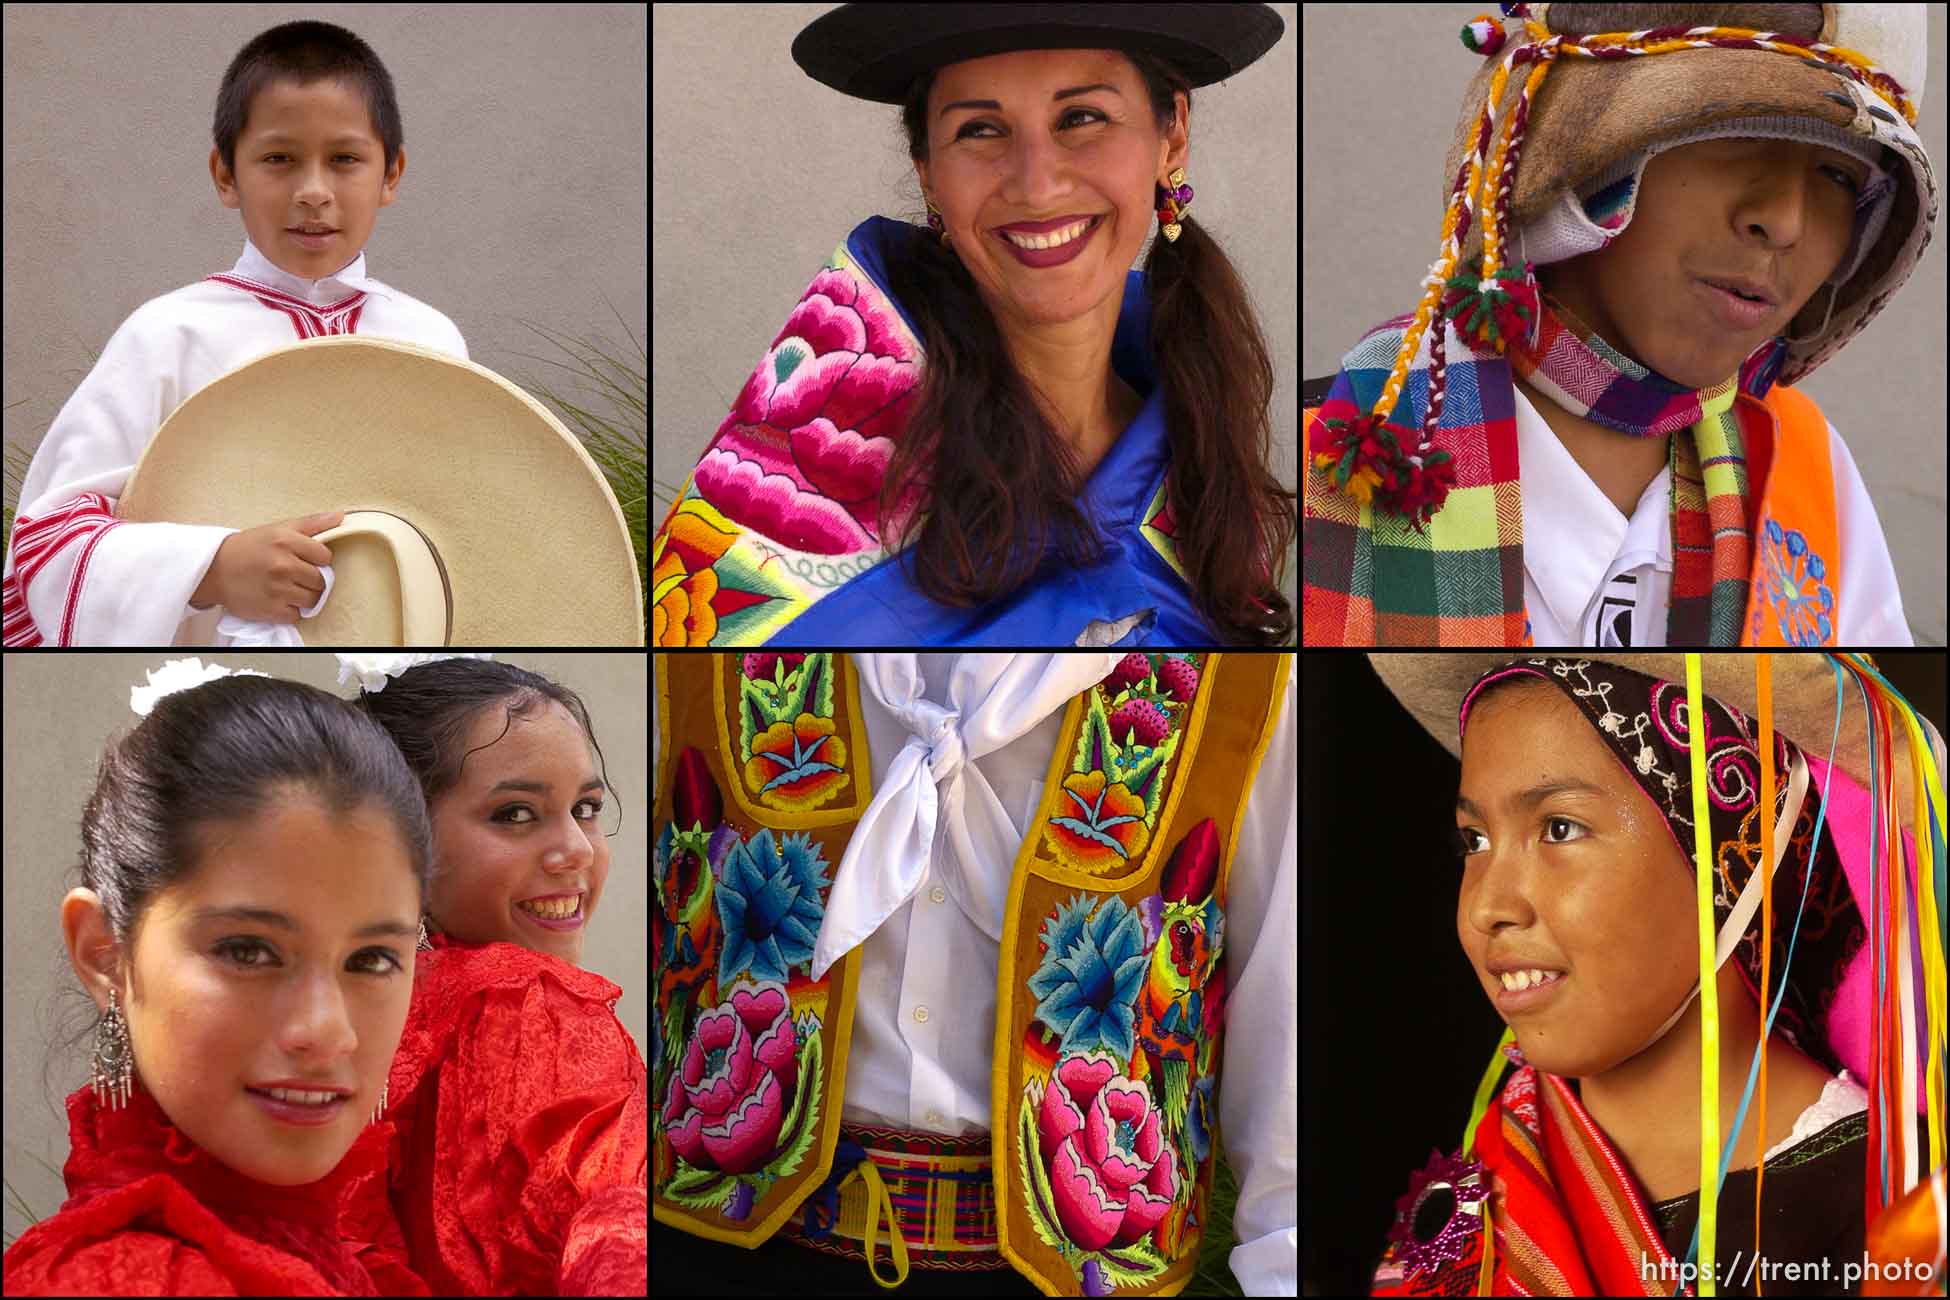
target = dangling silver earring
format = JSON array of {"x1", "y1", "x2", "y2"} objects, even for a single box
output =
[
  {"x1": 417, "y1": 915, "x2": 432, "y2": 951},
  {"x1": 370, "y1": 1081, "x2": 389, "y2": 1125},
  {"x1": 91, "y1": 986, "x2": 133, "y2": 1111}
]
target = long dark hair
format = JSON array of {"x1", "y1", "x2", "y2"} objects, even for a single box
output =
[{"x1": 877, "y1": 48, "x2": 1295, "y2": 645}]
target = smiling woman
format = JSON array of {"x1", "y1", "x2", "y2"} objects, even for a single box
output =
[
  {"x1": 653, "y1": 4, "x2": 1294, "y2": 648},
  {"x1": 349, "y1": 656, "x2": 619, "y2": 965},
  {"x1": 343, "y1": 653, "x2": 648, "y2": 1294},
  {"x1": 5, "y1": 664, "x2": 434, "y2": 1294}
]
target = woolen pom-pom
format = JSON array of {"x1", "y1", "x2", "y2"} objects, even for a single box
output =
[
  {"x1": 1460, "y1": 16, "x2": 1506, "y2": 57},
  {"x1": 1441, "y1": 259, "x2": 1541, "y2": 354}
]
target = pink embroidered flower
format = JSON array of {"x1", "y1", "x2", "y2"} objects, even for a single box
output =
[
  {"x1": 660, "y1": 983, "x2": 798, "y2": 1175},
  {"x1": 1037, "y1": 1054, "x2": 1179, "y2": 1253},
  {"x1": 692, "y1": 258, "x2": 922, "y2": 555}
]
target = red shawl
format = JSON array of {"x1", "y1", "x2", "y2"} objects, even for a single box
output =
[
  {"x1": 1374, "y1": 1052, "x2": 1691, "y2": 1297},
  {"x1": 381, "y1": 931, "x2": 647, "y2": 1296},
  {"x1": 1, "y1": 1077, "x2": 424, "y2": 1296}
]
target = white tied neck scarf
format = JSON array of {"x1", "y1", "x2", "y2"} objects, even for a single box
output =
[{"x1": 808, "y1": 652, "x2": 1123, "y2": 981}]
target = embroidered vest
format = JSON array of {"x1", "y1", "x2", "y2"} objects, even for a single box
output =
[
  {"x1": 1302, "y1": 379, "x2": 1843, "y2": 645},
  {"x1": 653, "y1": 652, "x2": 1289, "y2": 1296}
]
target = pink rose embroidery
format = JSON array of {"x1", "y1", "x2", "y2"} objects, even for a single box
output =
[
  {"x1": 1036, "y1": 1053, "x2": 1179, "y2": 1253},
  {"x1": 660, "y1": 983, "x2": 797, "y2": 1175}
]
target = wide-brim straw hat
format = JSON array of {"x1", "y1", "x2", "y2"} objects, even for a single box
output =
[
  {"x1": 117, "y1": 337, "x2": 643, "y2": 645},
  {"x1": 1369, "y1": 652, "x2": 1940, "y2": 829}
]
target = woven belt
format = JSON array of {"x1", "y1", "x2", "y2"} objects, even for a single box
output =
[{"x1": 773, "y1": 1121, "x2": 1010, "y2": 1288}]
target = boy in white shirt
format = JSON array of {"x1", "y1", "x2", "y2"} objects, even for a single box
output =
[{"x1": 4, "y1": 19, "x2": 467, "y2": 646}]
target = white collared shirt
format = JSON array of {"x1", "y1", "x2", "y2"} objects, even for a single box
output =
[
  {"x1": 1514, "y1": 387, "x2": 1911, "y2": 646},
  {"x1": 3, "y1": 237, "x2": 467, "y2": 646},
  {"x1": 661, "y1": 654, "x2": 1299, "y2": 1296}
]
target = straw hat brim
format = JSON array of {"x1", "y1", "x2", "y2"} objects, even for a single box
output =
[
  {"x1": 1368, "y1": 653, "x2": 1934, "y2": 828},
  {"x1": 118, "y1": 337, "x2": 643, "y2": 645}
]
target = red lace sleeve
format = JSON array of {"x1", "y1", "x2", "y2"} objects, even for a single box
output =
[
  {"x1": 2, "y1": 1228, "x2": 241, "y2": 1296},
  {"x1": 556, "y1": 1183, "x2": 648, "y2": 1296},
  {"x1": 1, "y1": 1173, "x2": 417, "y2": 1296},
  {"x1": 387, "y1": 940, "x2": 648, "y2": 1295}
]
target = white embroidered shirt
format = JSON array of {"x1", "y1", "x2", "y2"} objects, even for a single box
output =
[{"x1": 3, "y1": 237, "x2": 467, "y2": 646}]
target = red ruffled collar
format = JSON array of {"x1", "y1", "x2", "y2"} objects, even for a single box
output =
[{"x1": 61, "y1": 1073, "x2": 392, "y2": 1224}]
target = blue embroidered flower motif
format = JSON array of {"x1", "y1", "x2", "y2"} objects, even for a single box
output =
[
  {"x1": 1760, "y1": 518, "x2": 1834, "y2": 645},
  {"x1": 1027, "y1": 893, "x2": 1148, "y2": 1061},
  {"x1": 715, "y1": 828, "x2": 830, "y2": 987}
]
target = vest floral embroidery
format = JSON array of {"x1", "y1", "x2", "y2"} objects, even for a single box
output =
[{"x1": 654, "y1": 652, "x2": 1289, "y2": 1295}]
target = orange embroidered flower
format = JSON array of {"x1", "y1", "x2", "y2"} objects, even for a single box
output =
[
  {"x1": 743, "y1": 713, "x2": 849, "y2": 812},
  {"x1": 651, "y1": 497, "x2": 738, "y2": 645},
  {"x1": 1045, "y1": 770, "x2": 1151, "y2": 873}
]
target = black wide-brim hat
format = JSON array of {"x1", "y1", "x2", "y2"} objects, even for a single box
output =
[{"x1": 791, "y1": 3, "x2": 1286, "y2": 105}]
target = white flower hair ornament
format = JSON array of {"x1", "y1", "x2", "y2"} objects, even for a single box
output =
[
  {"x1": 129, "y1": 658, "x2": 273, "y2": 718},
  {"x1": 336, "y1": 653, "x2": 497, "y2": 694}
]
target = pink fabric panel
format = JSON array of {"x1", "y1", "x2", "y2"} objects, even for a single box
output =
[{"x1": 1803, "y1": 751, "x2": 1934, "y2": 1115}]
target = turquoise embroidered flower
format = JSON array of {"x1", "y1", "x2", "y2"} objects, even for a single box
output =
[
  {"x1": 1027, "y1": 894, "x2": 1148, "y2": 1062},
  {"x1": 1760, "y1": 519, "x2": 1833, "y2": 645},
  {"x1": 715, "y1": 828, "x2": 830, "y2": 987}
]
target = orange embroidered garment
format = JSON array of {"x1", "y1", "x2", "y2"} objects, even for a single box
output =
[
  {"x1": 1, "y1": 1078, "x2": 425, "y2": 1296},
  {"x1": 381, "y1": 932, "x2": 647, "y2": 1296}
]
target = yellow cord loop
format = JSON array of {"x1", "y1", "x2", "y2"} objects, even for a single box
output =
[{"x1": 837, "y1": 1157, "x2": 911, "y2": 1290}]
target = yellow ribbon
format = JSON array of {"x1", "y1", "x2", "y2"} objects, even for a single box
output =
[
  {"x1": 1685, "y1": 655, "x2": 1720, "y2": 1297},
  {"x1": 837, "y1": 1157, "x2": 911, "y2": 1290},
  {"x1": 1463, "y1": 1030, "x2": 1516, "y2": 1295}
]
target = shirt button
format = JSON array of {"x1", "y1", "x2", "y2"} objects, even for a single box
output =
[
  {"x1": 930, "y1": 886, "x2": 946, "y2": 904},
  {"x1": 913, "y1": 1005, "x2": 930, "y2": 1024}
]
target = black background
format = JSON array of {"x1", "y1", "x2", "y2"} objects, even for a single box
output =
[{"x1": 1300, "y1": 650, "x2": 1948, "y2": 1296}]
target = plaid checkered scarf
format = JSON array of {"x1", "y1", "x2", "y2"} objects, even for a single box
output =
[{"x1": 1305, "y1": 278, "x2": 1792, "y2": 645}]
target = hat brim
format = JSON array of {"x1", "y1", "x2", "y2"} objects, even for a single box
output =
[
  {"x1": 791, "y1": 2, "x2": 1286, "y2": 104},
  {"x1": 118, "y1": 337, "x2": 643, "y2": 645},
  {"x1": 1367, "y1": 653, "x2": 1936, "y2": 829}
]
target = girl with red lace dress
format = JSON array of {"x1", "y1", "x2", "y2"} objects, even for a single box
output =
[
  {"x1": 3, "y1": 663, "x2": 434, "y2": 1295},
  {"x1": 343, "y1": 655, "x2": 647, "y2": 1296}
]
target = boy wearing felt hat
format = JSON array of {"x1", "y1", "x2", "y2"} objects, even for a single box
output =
[{"x1": 1303, "y1": 4, "x2": 1936, "y2": 647}]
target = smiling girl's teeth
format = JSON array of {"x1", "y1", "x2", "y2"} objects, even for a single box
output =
[
  {"x1": 258, "y1": 1087, "x2": 342, "y2": 1105},
  {"x1": 1003, "y1": 218, "x2": 1093, "y2": 250},
  {"x1": 1499, "y1": 969, "x2": 1564, "y2": 991},
  {"x1": 518, "y1": 894, "x2": 581, "y2": 919}
]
